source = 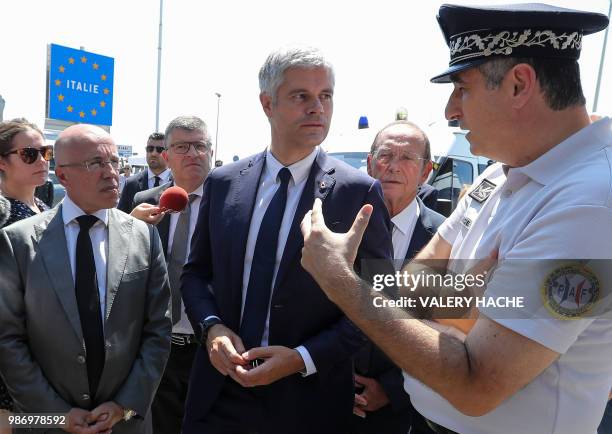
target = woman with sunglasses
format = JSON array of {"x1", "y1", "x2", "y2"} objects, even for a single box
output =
[
  {"x1": 0, "y1": 118, "x2": 52, "y2": 433},
  {"x1": 0, "y1": 118, "x2": 53, "y2": 228}
]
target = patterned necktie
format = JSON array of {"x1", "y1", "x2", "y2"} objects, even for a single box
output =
[
  {"x1": 153, "y1": 176, "x2": 161, "y2": 187},
  {"x1": 240, "y1": 167, "x2": 292, "y2": 349},
  {"x1": 74, "y1": 215, "x2": 105, "y2": 397},
  {"x1": 168, "y1": 194, "x2": 197, "y2": 324}
]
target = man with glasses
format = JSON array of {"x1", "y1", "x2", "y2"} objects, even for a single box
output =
[
  {"x1": 128, "y1": 116, "x2": 212, "y2": 434},
  {"x1": 118, "y1": 132, "x2": 171, "y2": 213},
  {"x1": 351, "y1": 121, "x2": 444, "y2": 434},
  {"x1": 0, "y1": 124, "x2": 172, "y2": 434}
]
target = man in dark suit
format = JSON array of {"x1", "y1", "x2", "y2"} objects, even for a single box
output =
[
  {"x1": 180, "y1": 46, "x2": 393, "y2": 434},
  {"x1": 350, "y1": 121, "x2": 445, "y2": 434},
  {"x1": 0, "y1": 124, "x2": 171, "y2": 434},
  {"x1": 418, "y1": 183, "x2": 438, "y2": 212},
  {"x1": 128, "y1": 116, "x2": 212, "y2": 434},
  {"x1": 118, "y1": 132, "x2": 171, "y2": 213}
]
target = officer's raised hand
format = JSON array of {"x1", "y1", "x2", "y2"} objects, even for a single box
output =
[{"x1": 300, "y1": 198, "x2": 372, "y2": 302}]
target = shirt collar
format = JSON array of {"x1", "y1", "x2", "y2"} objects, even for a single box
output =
[
  {"x1": 61, "y1": 194, "x2": 109, "y2": 227},
  {"x1": 185, "y1": 182, "x2": 204, "y2": 198},
  {"x1": 518, "y1": 117, "x2": 612, "y2": 186},
  {"x1": 265, "y1": 147, "x2": 319, "y2": 185},
  {"x1": 149, "y1": 168, "x2": 171, "y2": 182},
  {"x1": 391, "y1": 197, "x2": 419, "y2": 235}
]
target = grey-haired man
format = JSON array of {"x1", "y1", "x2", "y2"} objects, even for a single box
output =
[{"x1": 180, "y1": 47, "x2": 393, "y2": 434}]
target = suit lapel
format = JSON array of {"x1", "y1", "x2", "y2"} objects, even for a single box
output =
[
  {"x1": 227, "y1": 153, "x2": 266, "y2": 329},
  {"x1": 157, "y1": 215, "x2": 170, "y2": 258},
  {"x1": 139, "y1": 170, "x2": 149, "y2": 191},
  {"x1": 36, "y1": 206, "x2": 84, "y2": 343},
  {"x1": 273, "y1": 151, "x2": 335, "y2": 296},
  {"x1": 155, "y1": 184, "x2": 173, "y2": 257},
  {"x1": 405, "y1": 199, "x2": 434, "y2": 262},
  {"x1": 105, "y1": 209, "x2": 132, "y2": 320}
]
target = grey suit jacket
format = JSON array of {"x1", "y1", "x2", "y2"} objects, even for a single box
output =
[{"x1": 0, "y1": 206, "x2": 172, "y2": 434}]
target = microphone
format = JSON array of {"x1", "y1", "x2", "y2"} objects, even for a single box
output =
[
  {"x1": 159, "y1": 186, "x2": 189, "y2": 213},
  {"x1": 0, "y1": 195, "x2": 10, "y2": 228}
]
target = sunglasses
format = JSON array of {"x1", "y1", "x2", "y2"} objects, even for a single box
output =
[
  {"x1": 146, "y1": 145, "x2": 165, "y2": 153},
  {"x1": 2, "y1": 146, "x2": 54, "y2": 164}
]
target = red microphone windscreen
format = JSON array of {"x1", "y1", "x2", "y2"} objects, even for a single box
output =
[{"x1": 159, "y1": 186, "x2": 189, "y2": 212}]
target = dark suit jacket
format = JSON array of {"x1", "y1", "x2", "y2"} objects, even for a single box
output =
[
  {"x1": 353, "y1": 198, "x2": 445, "y2": 434},
  {"x1": 180, "y1": 150, "x2": 393, "y2": 434},
  {"x1": 418, "y1": 183, "x2": 439, "y2": 212},
  {"x1": 118, "y1": 170, "x2": 151, "y2": 213},
  {"x1": 131, "y1": 183, "x2": 174, "y2": 257}
]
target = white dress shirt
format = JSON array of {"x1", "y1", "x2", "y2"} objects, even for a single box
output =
[
  {"x1": 390, "y1": 197, "x2": 419, "y2": 266},
  {"x1": 403, "y1": 117, "x2": 612, "y2": 434},
  {"x1": 241, "y1": 147, "x2": 319, "y2": 375},
  {"x1": 61, "y1": 195, "x2": 109, "y2": 326},
  {"x1": 148, "y1": 168, "x2": 172, "y2": 189},
  {"x1": 167, "y1": 182, "x2": 204, "y2": 335}
]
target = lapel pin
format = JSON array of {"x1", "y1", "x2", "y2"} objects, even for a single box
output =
[{"x1": 319, "y1": 181, "x2": 326, "y2": 189}]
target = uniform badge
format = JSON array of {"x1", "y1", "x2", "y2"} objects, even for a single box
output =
[
  {"x1": 541, "y1": 263, "x2": 600, "y2": 319},
  {"x1": 469, "y1": 179, "x2": 496, "y2": 203},
  {"x1": 461, "y1": 216, "x2": 472, "y2": 228}
]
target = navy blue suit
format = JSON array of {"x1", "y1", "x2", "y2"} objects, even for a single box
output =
[
  {"x1": 181, "y1": 150, "x2": 393, "y2": 434},
  {"x1": 353, "y1": 198, "x2": 445, "y2": 434}
]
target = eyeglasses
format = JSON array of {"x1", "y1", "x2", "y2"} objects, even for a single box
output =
[
  {"x1": 2, "y1": 146, "x2": 54, "y2": 164},
  {"x1": 373, "y1": 149, "x2": 428, "y2": 166},
  {"x1": 146, "y1": 145, "x2": 165, "y2": 153},
  {"x1": 58, "y1": 157, "x2": 120, "y2": 172},
  {"x1": 169, "y1": 141, "x2": 211, "y2": 155}
]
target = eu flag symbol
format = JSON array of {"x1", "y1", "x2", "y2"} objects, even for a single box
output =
[{"x1": 48, "y1": 44, "x2": 114, "y2": 126}]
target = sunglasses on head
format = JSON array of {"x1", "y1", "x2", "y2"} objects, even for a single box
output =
[
  {"x1": 2, "y1": 146, "x2": 54, "y2": 164},
  {"x1": 146, "y1": 145, "x2": 165, "y2": 153}
]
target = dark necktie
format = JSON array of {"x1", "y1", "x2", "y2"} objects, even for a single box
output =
[
  {"x1": 74, "y1": 215, "x2": 105, "y2": 397},
  {"x1": 153, "y1": 176, "x2": 161, "y2": 187},
  {"x1": 168, "y1": 194, "x2": 196, "y2": 324},
  {"x1": 240, "y1": 167, "x2": 292, "y2": 349}
]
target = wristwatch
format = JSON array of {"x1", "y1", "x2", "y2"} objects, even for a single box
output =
[
  {"x1": 123, "y1": 408, "x2": 137, "y2": 421},
  {"x1": 198, "y1": 316, "x2": 222, "y2": 344}
]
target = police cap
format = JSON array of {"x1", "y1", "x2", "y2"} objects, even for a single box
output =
[{"x1": 431, "y1": 3, "x2": 609, "y2": 83}]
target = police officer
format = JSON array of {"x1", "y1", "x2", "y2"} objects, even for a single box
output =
[{"x1": 299, "y1": 4, "x2": 612, "y2": 434}]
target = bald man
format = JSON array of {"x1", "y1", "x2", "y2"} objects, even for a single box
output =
[{"x1": 0, "y1": 124, "x2": 171, "y2": 434}]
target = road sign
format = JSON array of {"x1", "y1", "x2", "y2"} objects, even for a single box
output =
[{"x1": 48, "y1": 44, "x2": 114, "y2": 126}]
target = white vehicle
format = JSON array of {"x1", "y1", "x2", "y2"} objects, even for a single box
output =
[
  {"x1": 426, "y1": 125, "x2": 493, "y2": 216},
  {"x1": 126, "y1": 155, "x2": 148, "y2": 174}
]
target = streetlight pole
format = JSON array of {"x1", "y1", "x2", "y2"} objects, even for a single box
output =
[
  {"x1": 155, "y1": 0, "x2": 164, "y2": 132},
  {"x1": 214, "y1": 92, "x2": 221, "y2": 160},
  {"x1": 593, "y1": 0, "x2": 612, "y2": 113}
]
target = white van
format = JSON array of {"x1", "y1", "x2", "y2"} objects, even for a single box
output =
[{"x1": 426, "y1": 125, "x2": 493, "y2": 216}]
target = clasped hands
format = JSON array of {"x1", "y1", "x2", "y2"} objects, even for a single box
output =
[
  {"x1": 64, "y1": 401, "x2": 123, "y2": 434},
  {"x1": 206, "y1": 324, "x2": 305, "y2": 387}
]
